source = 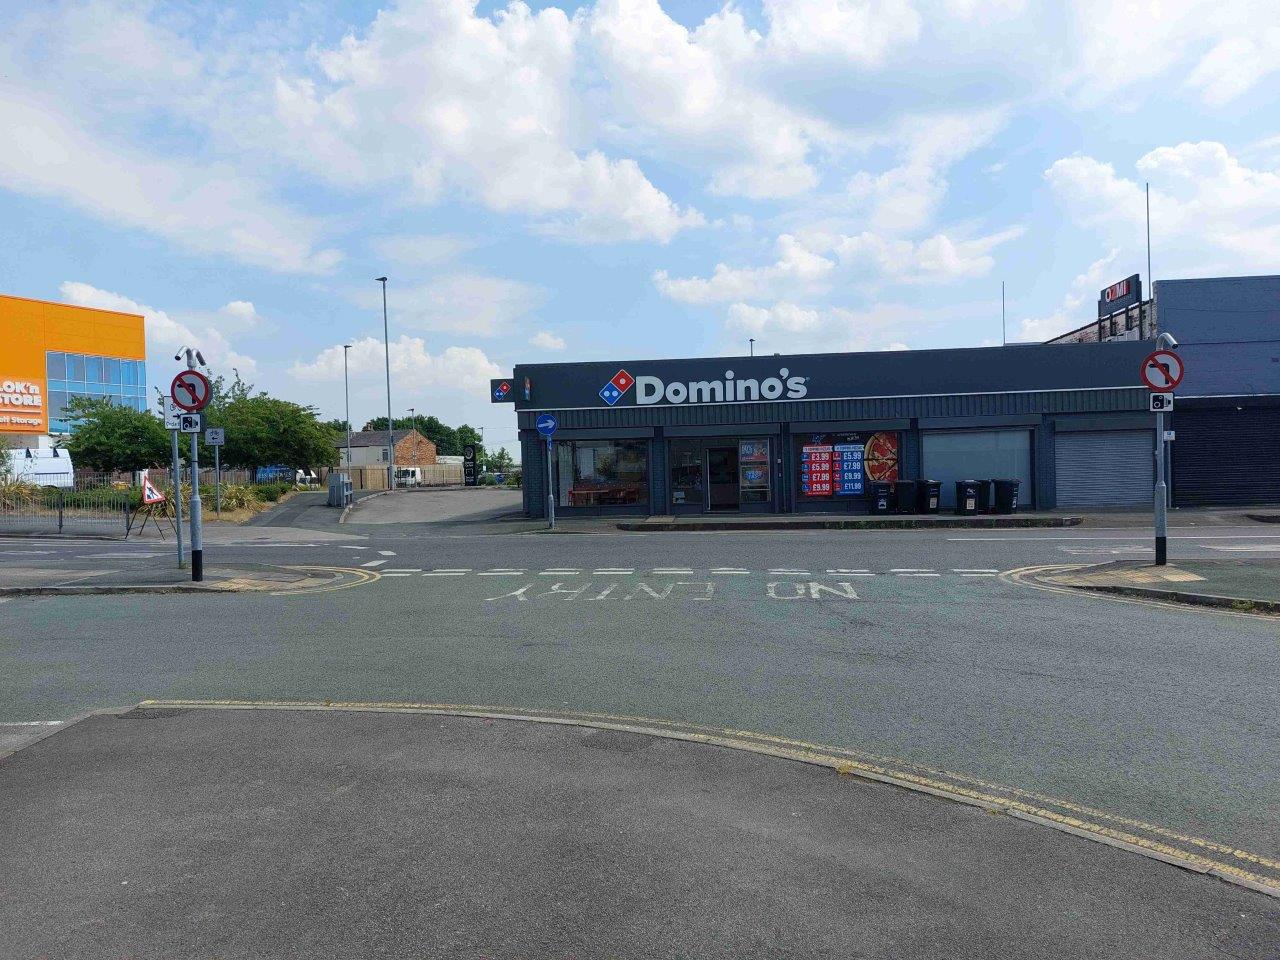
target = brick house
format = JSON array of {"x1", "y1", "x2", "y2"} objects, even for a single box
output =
[{"x1": 337, "y1": 429, "x2": 437, "y2": 468}]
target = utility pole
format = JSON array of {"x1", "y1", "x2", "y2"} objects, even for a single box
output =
[
  {"x1": 376, "y1": 277, "x2": 394, "y2": 492},
  {"x1": 343, "y1": 344, "x2": 353, "y2": 479},
  {"x1": 1001, "y1": 281, "x2": 1006, "y2": 346}
]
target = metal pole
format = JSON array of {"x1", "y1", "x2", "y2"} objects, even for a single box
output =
[
  {"x1": 1146, "y1": 182, "x2": 1152, "y2": 297},
  {"x1": 749, "y1": 338, "x2": 754, "y2": 356},
  {"x1": 185, "y1": 351, "x2": 204, "y2": 582},
  {"x1": 343, "y1": 344, "x2": 353, "y2": 480},
  {"x1": 1154, "y1": 408, "x2": 1167, "y2": 565},
  {"x1": 378, "y1": 277, "x2": 394, "y2": 492},
  {"x1": 1001, "y1": 281, "x2": 1006, "y2": 345},
  {"x1": 171, "y1": 428, "x2": 185, "y2": 568},
  {"x1": 546, "y1": 438, "x2": 555, "y2": 530},
  {"x1": 214, "y1": 444, "x2": 221, "y2": 517}
]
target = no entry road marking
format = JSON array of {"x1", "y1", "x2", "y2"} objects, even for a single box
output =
[
  {"x1": 377, "y1": 550, "x2": 396, "y2": 557},
  {"x1": 361, "y1": 559, "x2": 387, "y2": 568}
]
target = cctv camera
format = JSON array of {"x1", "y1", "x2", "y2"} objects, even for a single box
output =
[
  {"x1": 174, "y1": 353, "x2": 183, "y2": 361},
  {"x1": 195, "y1": 350, "x2": 207, "y2": 366},
  {"x1": 1157, "y1": 332, "x2": 1178, "y2": 350}
]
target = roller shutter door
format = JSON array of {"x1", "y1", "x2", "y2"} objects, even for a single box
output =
[
  {"x1": 1055, "y1": 431, "x2": 1152, "y2": 507},
  {"x1": 1174, "y1": 407, "x2": 1280, "y2": 506},
  {"x1": 922, "y1": 430, "x2": 1033, "y2": 508}
]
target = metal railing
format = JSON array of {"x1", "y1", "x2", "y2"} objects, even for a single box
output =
[{"x1": 0, "y1": 476, "x2": 134, "y2": 537}]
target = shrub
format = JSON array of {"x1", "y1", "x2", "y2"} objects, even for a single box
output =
[
  {"x1": 218, "y1": 483, "x2": 259, "y2": 511},
  {"x1": 0, "y1": 478, "x2": 41, "y2": 508}
]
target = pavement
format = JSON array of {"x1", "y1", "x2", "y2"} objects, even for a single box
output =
[
  {"x1": 621, "y1": 511, "x2": 1084, "y2": 531},
  {"x1": 2, "y1": 705, "x2": 1276, "y2": 959},
  {"x1": 0, "y1": 558, "x2": 370, "y2": 595},
  {"x1": 1026, "y1": 559, "x2": 1280, "y2": 613}
]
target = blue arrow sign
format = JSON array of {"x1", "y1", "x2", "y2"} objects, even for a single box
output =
[{"x1": 535, "y1": 413, "x2": 558, "y2": 438}]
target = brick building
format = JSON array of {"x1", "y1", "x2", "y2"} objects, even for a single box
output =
[{"x1": 337, "y1": 429, "x2": 437, "y2": 468}]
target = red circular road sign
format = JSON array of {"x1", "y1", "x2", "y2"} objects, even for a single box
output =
[
  {"x1": 1141, "y1": 350, "x2": 1184, "y2": 391},
  {"x1": 170, "y1": 369, "x2": 212, "y2": 412}
]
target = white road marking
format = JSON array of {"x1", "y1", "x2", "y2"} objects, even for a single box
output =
[
  {"x1": 890, "y1": 568, "x2": 934, "y2": 573},
  {"x1": 3, "y1": 720, "x2": 64, "y2": 726},
  {"x1": 361, "y1": 559, "x2": 387, "y2": 568},
  {"x1": 539, "y1": 569, "x2": 580, "y2": 575},
  {"x1": 826, "y1": 568, "x2": 870, "y2": 573},
  {"x1": 0, "y1": 598, "x2": 9, "y2": 604},
  {"x1": 952, "y1": 568, "x2": 998, "y2": 573},
  {"x1": 479, "y1": 569, "x2": 525, "y2": 576},
  {"x1": 378, "y1": 550, "x2": 396, "y2": 556},
  {"x1": 384, "y1": 569, "x2": 423, "y2": 573},
  {"x1": 961, "y1": 573, "x2": 998, "y2": 577},
  {"x1": 709, "y1": 568, "x2": 749, "y2": 574},
  {"x1": 76, "y1": 552, "x2": 163, "y2": 559},
  {"x1": 424, "y1": 569, "x2": 469, "y2": 576},
  {"x1": 651, "y1": 568, "x2": 693, "y2": 575},
  {"x1": 768, "y1": 569, "x2": 811, "y2": 575},
  {"x1": 0, "y1": 550, "x2": 55, "y2": 555},
  {"x1": 382, "y1": 572, "x2": 413, "y2": 577},
  {"x1": 1205, "y1": 544, "x2": 1280, "y2": 552},
  {"x1": 897, "y1": 572, "x2": 940, "y2": 577},
  {"x1": 592, "y1": 568, "x2": 635, "y2": 575},
  {"x1": 339, "y1": 545, "x2": 367, "y2": 550},
  {"x1": 950, "y1": 534, "x2": 1280, "y2": 541}
]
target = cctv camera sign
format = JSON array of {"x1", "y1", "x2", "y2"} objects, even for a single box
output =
[{"x1": 0, "y1": 378, "x2": 46, "y2": 434}]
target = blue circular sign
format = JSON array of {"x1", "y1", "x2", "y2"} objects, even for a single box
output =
[{"x1": 536, "y1": 414, "x2": 558, "y2": 438}]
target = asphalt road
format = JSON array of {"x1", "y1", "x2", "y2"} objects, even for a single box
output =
[
  {"x1": 4, "y1": 707, "x2": 1276, "y2": 960},
  {"x1": 2, "y1": 494, "x2": 1279, "y2": 897}
]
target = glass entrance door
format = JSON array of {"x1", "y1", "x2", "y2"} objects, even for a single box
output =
[{"x1": 706, "y1": 446, "x2": 739, "y2": 511}]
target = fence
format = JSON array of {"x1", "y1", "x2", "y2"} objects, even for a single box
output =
[
  {"x1": 345, "y1": 464, "x2": 464, "y2": 491},
  {"x1": 0, "y1": 475, "x2": 134, "y2": 537}
]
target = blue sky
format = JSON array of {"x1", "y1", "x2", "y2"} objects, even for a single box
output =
[{"x1": 3, "y1": 0, "x2": 1278, "y2": 457}]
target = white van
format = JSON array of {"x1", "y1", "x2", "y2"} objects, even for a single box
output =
[{"x1": 10, "y1": 447, "x2": 76, "y2": 488}]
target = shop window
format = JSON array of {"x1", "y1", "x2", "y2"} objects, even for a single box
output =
[
  {"x1": 46, "y1": 352, "x2": 66, "y2": 380},
  {"x1": 106, "y1": 358, "x2": 122, "y2": 384},
  {"x1": 557, "y1": 440, "x2": 648, "y2": 507},
  {"x1": 669, "y1": 440, "x2": 703, "y2": 506},
  {"x1": 797, "y1": 432, "x2": 899, "y2": 502},
  {"x1": 738, "y1": 439, "x2": 771, "y2": 504},
  {"x1": 67, "y1": 354, "x2": 86, "y2": 382}
]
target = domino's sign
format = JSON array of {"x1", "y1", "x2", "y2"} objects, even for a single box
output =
[{"x1": 599, "y1": 366, "x2": 808, "y2": 407}]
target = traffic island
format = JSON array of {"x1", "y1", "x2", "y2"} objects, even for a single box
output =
[
  {"x1": 0, "y1": 562, "x2": 375, "y2": 596},
  {"x1": 1026, "y1": 560, "x2": 1280, "y2": 614},
  {"x1": 1, "y1": 705, "x2": 1276, "y2": 959},
  {"x1": 619, "y1": 513, "x2": 1083, "y2": 532}
]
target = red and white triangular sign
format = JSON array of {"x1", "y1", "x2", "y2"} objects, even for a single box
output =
[{"x1": 141, "y1": 469, "x2": 166, "y2": 505}]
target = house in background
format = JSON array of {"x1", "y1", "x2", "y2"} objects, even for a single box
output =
[{"x1": 337, "y1": 429, "x2": 437, "y2": 468}]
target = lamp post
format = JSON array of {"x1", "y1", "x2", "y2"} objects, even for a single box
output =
[
  {"x1": 376, "y1": 277, "x2": 394, "y2": 491},
  {"x1": 408, "y1": 406, "x2": 418, "y2": 482},
  {"x1": 342, "y1": 344, "x2": 353, "y2": 478},
  {"x1": 749, "y1": 338, "x2": 755, "y2": 357}
]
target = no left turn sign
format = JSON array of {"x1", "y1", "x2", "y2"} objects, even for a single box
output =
[
  {"x1": 171, "y1": 369, "x2": 212, "y2": 412},
  {"x1": 1141, "y1": 350, "x2": 1184, "y2": 391}
]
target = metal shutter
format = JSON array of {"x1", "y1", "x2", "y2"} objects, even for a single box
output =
[
  {"x1": 1174, "y1": 407, "x2": 1280, "y2": 506},
  {"x1": 1055, "y1": 431, "x2": 1152, "y2": 507},
  {"x1": 921, "y1": 430, "x2": 1033, "y2": 508}
]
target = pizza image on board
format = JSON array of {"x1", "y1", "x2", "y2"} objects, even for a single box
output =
[{"x1": 864, "y1": 432, "x2": 899, "y2": 482}]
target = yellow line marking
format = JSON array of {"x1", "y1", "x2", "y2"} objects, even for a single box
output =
[
  {"x1": 269, "y1": 565, "x2": 382, "y2": 596},
  {"x1": 1001, "y1": 564, "x2": 1277, "y2": 621},
  {"x1": 137, "y1": 697, "x2": 1280, "y2": 897}
]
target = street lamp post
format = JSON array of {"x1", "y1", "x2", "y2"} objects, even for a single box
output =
[
  {"x1": 376, "y1": 277, "x2": 394, "y2": 491},
  {"x1": 408, "y1": 406, "x2": 418, "y2": 483},
  {"x1": 343, "y1": 345, "x2": 353, "y2": 480},
  {"x1": 749, "y1": 338, "x2": 755, "y2": 357}
]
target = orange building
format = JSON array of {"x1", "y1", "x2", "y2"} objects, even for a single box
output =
[{"x1": 0, "y1": 294, "x2": 147, "y2": 442}]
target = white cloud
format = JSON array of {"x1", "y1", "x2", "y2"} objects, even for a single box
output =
[
  {"x1": 836, "y1": 227, "x2": 1023, "y2": 282},
  {"x1": 1015, "y1": 250, "x2": 1120, "y2": 342},
  {"x1": 763, "y1": 0, "x2": 921, "y2": 66},
  {"x1": 350, "y1": 275, "x2": 544, "y2": 338},
  {"x1": 726, "y1": 300, "x2": 921, "y2": 353},
  {"x1": 275, "y1": 0, "x2": 703, "y2": 242},
  {"x1": 530, "y1": 330, "x2": 567, "y2": 350},
  {"x1": 587, "y1": 0, "x2": 834, "y2": 199},
  {"x1": 58, "y1": 282, "x2": 258, "y2": 375},
  {"x1": 374, "y1": 235, "x2": 478, "y2": 266},
  {"x1": 1066, "y1": 0, "x2": 1280, "y2": 106},
  {"x1": 846, "y1": 109, "x2": 1007, "y2": 233},
  {"x1": 290, "y1": 335, "x2": 501, "y2": 397},
  {"x1": 0, "y1": 90, "x2": 341, "y2": 274},
  {"x1": 654, "y1": 234, "x2": 835, "y2": 304},
  {"x1": 1046, "y1": 142, "x2": 1280, "y2": 273}
]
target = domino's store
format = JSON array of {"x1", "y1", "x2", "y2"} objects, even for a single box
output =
[{"x1": 494, "y1": 340, "x2": 1158, "y2": 518}]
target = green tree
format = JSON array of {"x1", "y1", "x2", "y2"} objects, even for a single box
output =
[
  {"x1": 204, "y1": 372, "x2": 340, "y2": 473},
  {"x1": 456, "y1": 424, "x2": 484, "y2": 463},
  {"x1": 323, "y1": 418, "x2": 350, "y2": 434},
  {"x1": 361, "y1": 414, "x2": 471, "y2": 457},
  {"x1": 61, "y1": 397, "x2": 170, "y2": 472},
  {"x1": 486, "y1": 447, "x2": 514, "y2": 472}
]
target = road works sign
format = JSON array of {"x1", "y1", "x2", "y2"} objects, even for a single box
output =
[
  {"x1": 170, "y1": 369, "x2": 211, "y2": 412},
  {"x1": 1141, "y1": 350, "x2": 1184, "y2": 391}
]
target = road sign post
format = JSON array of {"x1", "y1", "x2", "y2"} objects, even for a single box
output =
[
  {"x1": 170, "y1": 424, "x2": 184, "y2": 569},
  {"x1": 171, "y1": 364, "x2": 211, "y2": 582},
  {"x1": 207, "y1": 428, "x2": 225, "y2": 516},
  {"x1": 1141, "y1": 347, "x2": 1184, "y2": 566},
  {"x1": 536, "y1": 414, "x2": 558, "y2": 530}
]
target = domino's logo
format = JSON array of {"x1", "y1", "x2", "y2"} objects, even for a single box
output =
[
  {"x1": 599, "y1": 369, "x2": 634, "y2": 405},
  {"x1": 493, "y1": 381, "x2": 511, "y2": 400}
]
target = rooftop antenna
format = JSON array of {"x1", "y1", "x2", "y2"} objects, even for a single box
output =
[
  {"x1": 749, "y1": 337, "x2": 755, "y2": 357},
  {"x1": 1001, "y1": 280, "x2": 1006, "y2": 346},
  {"x1": 1146, "y1": 182, "x2": 1152, "y2": 301}
]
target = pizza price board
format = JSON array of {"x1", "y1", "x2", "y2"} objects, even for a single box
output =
[
  {"x1": 170, "y1": 369, "x2": 212, "y2": 412},
  {"x1": 1141, "y1": 350, "x2": 1184, "y2": 391},
  {"x1": 833, "y1": 443, "x2": 865, "y2": 496},
  {"x1": 799, "y1": 443, "x2": 833, "y2": 496}
]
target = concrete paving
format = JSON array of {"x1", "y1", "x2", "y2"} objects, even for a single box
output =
[
  {"x1": 0, "y1": 560, "x2": 359, "y2": 595},
  {"x1": 1036, "y1": 559, "x2": 1280, "y2": 613},
  {"x1": 342, "y1": 486, "x2": 524, "y2": 526},
  {"x1": 2, "y1": 706, "x2": 1276, "y2": 959}
]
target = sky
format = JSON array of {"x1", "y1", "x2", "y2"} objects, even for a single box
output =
[{"x1": 3, "y1": 0, "x2": 1278, "y2": 459}]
